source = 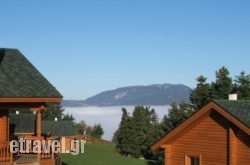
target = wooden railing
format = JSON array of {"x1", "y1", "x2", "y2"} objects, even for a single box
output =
[
  {"x1": 41, "y1": 139, "x2": 53, "y2": 159},
  {"x1": 0, "y1": 137, "x2": 62, "y2": 165},
  {"x1": 20, "y1": 136, "x2": 60, "y2": 161},
  {"x1": 0, "y1": 141, "x2": 12, "y2": 163}
]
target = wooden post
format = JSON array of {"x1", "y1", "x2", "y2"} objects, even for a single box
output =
[
  {"x1": 166, "y1": 145, "x2": 172, "y2": 165},
  {"x1": 161, "y1": 145, "x2": 171, "y2": 165},
  {"x1": 37, "y1": 109, "x2": 42, "y2": 162},
  {"x1": 52, "y1": 140, "x2": 55, "y2": 161},
  {"x1": 31, "y1": 105, "x2": 45, "y2": 163},
  {"x1": 229, "y1": 128, "x2": 237, "y2": 165}
]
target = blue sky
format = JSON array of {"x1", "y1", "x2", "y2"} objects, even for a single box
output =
[{"x1": 1, "y1": 0, "x2": 250, "y2": 99}]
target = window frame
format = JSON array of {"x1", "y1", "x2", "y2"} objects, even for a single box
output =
[{"x1": 185, "y1": 154, "x2": 201, "y2": 165}]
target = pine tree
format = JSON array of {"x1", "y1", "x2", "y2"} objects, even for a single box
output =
[
  {"x1": 141, "y1": 108, "x2": 162, "y2": 159},
  {"x1": 130, "y1": 106, "x2": 148, "y2": 157},
  {"x1": 62, "y1": 113, "x2": 75, "y2": 122},
  {"x1": 91, "y1": 124, "x2": 104, "y2": 138},
  {"x1": 114, "y1": 108, "x2": 134, "y2": 156},
  {"x1": 191, "y1": 67, "x2": 235, "y2": 108},
  {"x1": 42, "y1": 103, "x2": 64, "y2": 121},
  {"x1": 161, "y1": 102, "x2": 195, "y2": 135},
  {"x1": 75, "y1": 120, "x2": 87, "y2": 135},
  {"x1": 115, "y1": 106, "x2": 161, "y2": 158},
  {"x1": 211, "y1": 66, "x2": 233, "y2": 99},
  {"x1": 190, "y1": 75, "x2": 212, "y2": 109},
  {"x1": 235, "y1": 71, "x2": 250, "y2": 99}
]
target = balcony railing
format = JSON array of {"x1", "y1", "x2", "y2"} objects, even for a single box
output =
[
  {"x1": 0, "y1": 136, "x2": 61, "y2": 165},
  {"x1": 0, "y1": 141, "x2": 12, "y2": 163},
  {"x1": 20, "y1": 135, "x2": 59, "y2": 153}
]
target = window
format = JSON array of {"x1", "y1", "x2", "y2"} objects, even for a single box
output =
[
  {"x1": 190, "y1": 156, "x2": 200, "y2": 165},
  {"x1": 185, "y1": 155, "x2": 200, "y2": 165}
]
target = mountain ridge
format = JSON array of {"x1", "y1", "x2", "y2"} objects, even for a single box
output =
[{"x1": 62, "y1": 83, "x2": 191, "y2": 107}]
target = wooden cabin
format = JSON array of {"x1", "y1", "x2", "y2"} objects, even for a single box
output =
[
  {"x1": 151, "y1": 100, "x2": 250, "y2": 165},
  {"x1": 0, "y1": 48, "x2": 63, "y2": 165}
]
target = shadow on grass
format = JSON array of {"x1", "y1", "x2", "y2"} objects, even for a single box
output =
[
  {"x1": 62, "y1": 162, "x2": 68, "y2": 165},
  {"x1": 147, "y1": 160, "x2": 163, "y2": 165}
]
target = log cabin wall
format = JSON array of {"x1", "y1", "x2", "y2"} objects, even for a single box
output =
[
  {"x1": 0, "y1": 110, "x2": 9, "y2": 142},
  {"x1": 153, "y1": 101, "x2": 250, "y2": 165},
  {"x1": 166, "y1": 111, "x2": 229, "y2": 165},
  {"x1": 236, "y1": 129, "x2": 250, "y2": 164}
]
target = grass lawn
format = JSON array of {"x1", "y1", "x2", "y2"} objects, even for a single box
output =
[{"x1": 62, "y1": 143, "x2": 149, "y2": 165}]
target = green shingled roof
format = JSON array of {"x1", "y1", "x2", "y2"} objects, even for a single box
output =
[
  {"x1": 0, "y1": 48, "x2": 62, "y2": 98},
  {"x1": 10, "y1": 114, "x2": 77, "y2": 136},
  {"x1": 215, "y1": 100, "x2": 250, "y2": 127},
  {"x1": 43, "y1": 121, "x2": 77, "y2": 136},
  {"x1": 10, "y1": 114, "x2": 36, "y2": 133}
]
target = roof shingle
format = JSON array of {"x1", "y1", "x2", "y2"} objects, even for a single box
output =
[
  {"x1": 0, "y1": 48, "x2": 62, "y2": 98},
  {"x1": 215, "y1": 100, "x2": 250, "y2": 127},
  {"x1": 10, "y1": 114, "x2": 36, "y2": 133}
]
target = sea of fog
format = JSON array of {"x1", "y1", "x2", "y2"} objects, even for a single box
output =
[{"x1": 64, "y1": 106, "x2": 170, "y2": 141}]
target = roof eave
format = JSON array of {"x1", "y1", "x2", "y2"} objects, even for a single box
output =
[{"x1": 0, "y1": 97, "x2": 63, "y2": 103}]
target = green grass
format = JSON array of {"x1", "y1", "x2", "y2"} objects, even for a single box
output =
[{"x1": 62, "y1": 143, "x2": 148, "y2": 165}]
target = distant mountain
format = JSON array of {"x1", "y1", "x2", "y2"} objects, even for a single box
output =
[
  {"x1": 62, "y1": 83, "x2": 191, "y2": 107},
  {"x1": 62, "y1": 100, "x2": 86, "y2": 107}
]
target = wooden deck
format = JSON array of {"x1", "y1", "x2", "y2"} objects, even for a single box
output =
[
  {"x1": 0, "y1": 153, "x2": 60, "y2": 165},
  {"x1": 14, "y1": 154, "x2": 37, "y2": 164}
]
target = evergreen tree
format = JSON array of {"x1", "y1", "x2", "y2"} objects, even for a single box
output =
[
  {"x1": 235, "y1": 71, "x2": 250, "y2": 99},
  {"x1": 113, "y1": 108, "x2": 129, "y2": 143},
  {"x1": 115, "y1": 106, "x2": 161, "y2": 158},
  {"x1": 42, "y1": 103, "x2": 64, "y2": 121},
  {"x1": 161, "y1": 102, "x2": 195, "y2": 134},
  {"x1": 190, "y1": 75, "x2": 212, "y2": 109},
  {"x1": 190, "y1": 67, "x2": 237, "y2": 109},
  {"x1": 211, "y1": 66, "x2": 233, "y2": 99},
  {"x1": 75, "y1": 120, "x2": 87, "y2": 135},
  {"x1": 85, "y1": 126, "x2": 93, "y2": 136},
  {"x1": 91, "y1": 124, "x2": 104, "y2": 138},
  {"x1": 114, "y1": 108, "x2": 134, "y2": 156},
  {"x1": 131, "y1": 106, "x2": 147, "y2": 157},
  {"x1": 142, "y1": 108, "x2": 162, "y2": 159},
  {"x1": 62, "y1": 113, "x2": 75, "y2": 122}
]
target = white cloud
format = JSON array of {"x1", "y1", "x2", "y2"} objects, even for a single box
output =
[{"x1": 64, "y1": 106, "x2": 170, "y2": 140}]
